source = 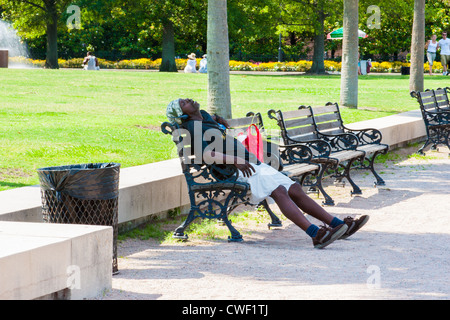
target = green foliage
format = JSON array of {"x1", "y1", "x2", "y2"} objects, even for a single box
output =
[
  {"x1": 3, "y1": 0, "x2": 446, "y2": 62},
  {"x1": 358, "y1": 0, "x2": 450, "y2": 59}
]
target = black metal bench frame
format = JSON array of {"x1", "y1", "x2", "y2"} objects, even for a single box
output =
[
  {"x1": 268, "y1": 106, "x2": 365, "y2": 206},
  {"x1": 309, "y1": 102, "x2": 389, "y2": 186},
  {"x1": 161, "y1": 121, "x2": 250, "y2": 242},
  {"x1": 410, "y1": 87, "x2": 450, "y2": 154}
]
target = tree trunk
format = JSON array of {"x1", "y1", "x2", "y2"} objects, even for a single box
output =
[
  {"x1": 159, "y1": 19, "x2": 178, "y2": 72},
  {"x1": 45, "y1": 9, "x2": 59, "y2": 69},
  {"x1": 207, "y1": 0, "x2": 232, "y2": 119},
  {"x1": 409, "y1": 0, "x2": 425, "y2": 92},
  {"x1": 339, "y1": 0, "x2": 359, "y2": 108},
  {"x1": 309, "y1": 9, "x2": 326, "y2": 74}
]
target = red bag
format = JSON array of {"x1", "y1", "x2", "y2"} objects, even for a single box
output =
[{"x1": 238, "y1": 124, "x2": 264, "y2": 162}]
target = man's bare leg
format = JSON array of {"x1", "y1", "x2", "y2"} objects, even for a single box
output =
[
  {"x1": 269, "y1": 185, "x2": 311, "y2": 231},
  {"x1": 287, "y1": 182, "x2": 334, "y2": 225}
]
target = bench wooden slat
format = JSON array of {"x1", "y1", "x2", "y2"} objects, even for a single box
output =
[
  {"x1": 280, "y1": 108, "x2": 311, "y2": 120},
  {"x1": 283, "y1": 116, "x2": 314, "y2": 128},
  {"x1": 288, "y1": 132, "x2": 317, "y2": 142},
  {"x1": 313, "y1": 112, "x2": 340, "y2": 124},
  {"x1": 423, "y1": 104, "x2": 437, "y2": 111},
  {"x1": 357, "y1": 144, "x2": 388, "y2": 154},
  {"x1": 419, "y1": 91, "x2": 434, "y2": 98},
  {"x1": 312, "y1": 105, "x2": 339, "y2": 115},
  {"x1": 318, "y1": 128, "x2": 343, "y2": 136},
  {"x1": 227, "y1": 117, "x2": 258, "y2": 128},
  {"x1": 286, "y1": 126, "x2": 316, "y2": 138},
  {"x1": 330, "y1": 150, "x2": 364, "y2": 162},
  {"x1": 435, "y1": 95, "x2": 447, "y2": 101},
  {"x1": 226, "y1": 128, "x2": 248, "y2": 136},
  {"x1": 420, "y1": 96, "x2": 436, "y2": 104},
  {"x1": 283, "y1": 163, "x2": 319, "y2": 177},
  {"x1": 316, "y1": 121, "x2": 341, "y2": 131}
]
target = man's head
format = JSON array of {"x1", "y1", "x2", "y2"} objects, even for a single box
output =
[
  {"x1": 443, "y1": 32, "x2": 447, "y2": 39},
  {"x1": 179, "y1": 98, "x2": 200, "y2": 116},
  {"x1": 166, "y1": 98, "x2": 200, "y2": 124}
]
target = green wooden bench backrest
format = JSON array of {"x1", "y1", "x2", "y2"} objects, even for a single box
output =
[
  {"x1": 226, "y1": 112, "x2": 264, "y2": 137},
  {"x1": 274, "y1": 103, "x2": 344, "y2": 144}
]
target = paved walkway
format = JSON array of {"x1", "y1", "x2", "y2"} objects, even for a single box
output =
[{"x1": 99, "y1": 146, "x2": 450, "y2": 300}]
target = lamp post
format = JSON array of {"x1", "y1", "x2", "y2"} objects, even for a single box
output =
[{"x1": 278, "y1": 33, "x2": 283, "y2": 62}]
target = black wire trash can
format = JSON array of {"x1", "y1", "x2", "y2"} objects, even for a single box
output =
[{"x1": 37, "y1": 163, "x2": 120, "y2": 275}]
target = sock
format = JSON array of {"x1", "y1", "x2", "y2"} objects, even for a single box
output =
[
  {"x1": 306, "y1": 224, "x2": 319, "y2": 238},
  {"x1": 330, "y1": 217, "x2": 344, "y2": 228}
]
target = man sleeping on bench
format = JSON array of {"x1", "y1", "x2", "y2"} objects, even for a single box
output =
[{"x1": 166, "y1": 98, "x2": 369, "y2": 249}]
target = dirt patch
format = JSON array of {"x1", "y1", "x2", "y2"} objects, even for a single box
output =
[
  {"x1": 0, "y1": 168, "x2": 34, "y2": 179},
  {"x1": 135, "y1": 124, "x2": 161, "y2": 131}
]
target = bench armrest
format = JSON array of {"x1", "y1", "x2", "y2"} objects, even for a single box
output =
[
  {"x1": 188, "y1": 163, "x2": 240, "y2": 183},
  {"x1": 344, "y1": 127, "x2": 383, "y2": 145},
  {"x1": 317, "y1": 132, "x2": 359, "y2": 151},
  {"x1": 423, "y1": 109, "x2": 450, "y2": 124},
  {"x1": 278, "y1": 143, "x2": 313, "y2": 164},
  {"x1": 161, "y1": 121, "x2": 176, "y2": 135},
  {"x1": 282, "y1": 139, "x2": 332, "y2": 158}
]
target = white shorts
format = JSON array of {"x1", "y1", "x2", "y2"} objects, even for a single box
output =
[{"x1": 237, "y1": 162, "x2": 296, "y2": 205}]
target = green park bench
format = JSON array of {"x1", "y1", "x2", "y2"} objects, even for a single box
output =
[
  {"x1": 268, "y1": 105, "x2": 367, "y2": 206},
  {"x1": 410, "y1": 87, "x2": 450, "y2": 154},
  {"x1": 308, "y1": 102, "x2": 389, "y2": 187}
]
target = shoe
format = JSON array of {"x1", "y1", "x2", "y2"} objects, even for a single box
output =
[
  {"x1": 312, "y1": 224, "x2": 348, "y2": 249},
  {"x1": 443, "y1": 72, "x2": 448, "y2": 76},
  {"x1": 339, "y1": 215, "x2": 370, "y2": 240}
]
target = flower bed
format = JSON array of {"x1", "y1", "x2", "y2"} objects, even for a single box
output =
[{"x1": 8, "y1": 56, "x2": 445, "y2": 73}]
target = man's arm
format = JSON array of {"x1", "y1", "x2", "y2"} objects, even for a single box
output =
[
  {"x1": 212, "y1": 114, "x2": 230, "y2": 129},
  {"x1": 203, "y1": 150, "x2": 255, "y2": 178}
]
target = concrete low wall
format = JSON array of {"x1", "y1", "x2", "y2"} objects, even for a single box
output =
[
  {"x1": 0, "y1": 110, "x2": 427, "y2": 228},
  {"x1": 0, "y1": 221, "x2": 112, "y2": 300},
  {"x1": 346, "y1": 109, "x2": 426, "y2": 149}
]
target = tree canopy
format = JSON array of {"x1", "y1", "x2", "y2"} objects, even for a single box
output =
[{"x1": 1, "y1": 0, "x2": 449, "y2": 65}]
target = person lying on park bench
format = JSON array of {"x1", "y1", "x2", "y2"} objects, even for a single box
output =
[{"x1": 166, "y1": 98, "x2": 369, "y2": 249}]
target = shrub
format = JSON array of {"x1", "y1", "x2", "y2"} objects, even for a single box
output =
[{"x1": 16, "y1": 56, "x2": 443, "y2": 73}]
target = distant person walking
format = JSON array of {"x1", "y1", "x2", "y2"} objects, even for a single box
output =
[
  {"x1": 184, "y1": 53, "x2": 197, "y2": 73},
  {"x1": 82, "y1": 51, "x2": 100, "y2": 70},
  {"x1": 425, "y1": 35, "x2": 438, "y2": 75},
  {"x1": 438, "y1": 32, "x2": 450, "y2": 76},
  {"x1": 198, "y1": 54, "x2": 207, "y2": 73}
]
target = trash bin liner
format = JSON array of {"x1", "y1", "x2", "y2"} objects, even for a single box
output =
[
  {"x1": 37, "y1": 162, "x2": 120, "y2": 274},
  {"x1": 401, "y1": 66, "x2": 410, "y2": 75}
]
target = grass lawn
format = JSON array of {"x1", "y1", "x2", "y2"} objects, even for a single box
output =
[{"x1": 0, "y1": 68, "x2": 443, "y2": 191}]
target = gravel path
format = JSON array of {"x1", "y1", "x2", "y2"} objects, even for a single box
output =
[{"x1": 98, "y1": 146, "x2": 450, "y2": 300}]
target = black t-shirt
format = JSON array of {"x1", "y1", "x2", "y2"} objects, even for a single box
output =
[{"x1": 181, "y1": 110, "x2": 259, "y2": 164}]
